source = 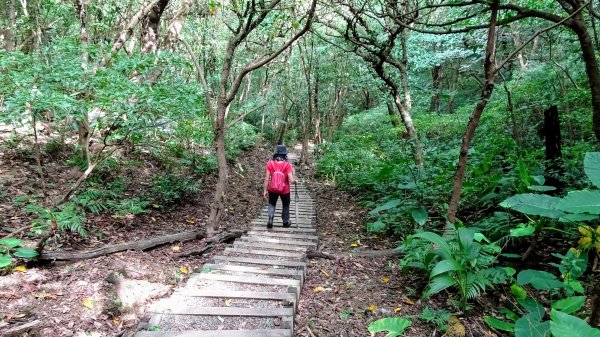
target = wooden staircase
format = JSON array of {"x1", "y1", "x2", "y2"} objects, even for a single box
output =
[{"x1": 136, "y1": 154, "x2": 315, "y2": 337}]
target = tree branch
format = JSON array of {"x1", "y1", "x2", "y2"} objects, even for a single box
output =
[{"x1": 225, "y1": 102, "x2": 267, "y2": 130}]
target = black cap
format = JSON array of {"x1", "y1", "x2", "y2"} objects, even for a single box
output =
[{"x1": 274, "y1": 145, "x2": 288, "y2": 155}]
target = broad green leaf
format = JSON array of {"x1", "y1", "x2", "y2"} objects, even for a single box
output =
[
  {"x1": 13, "y1": 247, "x2": 38, "y2": 259},
  {"x1": 518, "y1": 299, "x2": 546, "y2": 321},
  {"x1": 410, "y1": 232, "x2": 452, "y2": 260},
  {"x1": 556, "y1": 190, "x2": 600, "y2": 214},
  {"x1": 515, "y1": 313, "x2": 550, "y2": 337},
  {"x1": 369, "y1": 199, "x2": 401, "y2": 215},
  {"x1": 367, "y1": 220, "x2": 386, "y2": 232},
  {"x1": 500, "y1": 194, "x2": 564, "y2": 218},
  {"x1": 551, "y1": 296, "x2": 586, "y2": 314},
  {"x1": 430, "y1": 259, "x2": 463, "y2": 278},
  {"x1": 424, "y1": 275, "x2": 455, "y2": 297},
  {"x1": 550, "y1": 309, "x2": 600, "y2": 337},
  {"x1": 559, "y1": 213, "x2": 598, "y2": 223},
  {"x1": 564, "y1": 280, "x2": 585, "y2": 294},
  {"x1": 511, "y1": 284, "x2": 528, "y2": 300},
  {"x1": 484, "y1": 316, "x2": 514, "y2": 332},
  {"x1": 0, "y1": 238, "x2": 21, "y2": 249},
  {"x1": 584, "y1": 152, "x2": 600, "y2": 189},
  {"x1": 528, "y1": 185, "x2": 556, "y2": 192},
  {"x1": 517, "y1": 270, "x2": 563, "y2": 290},
  {"x1": 457, "y1": 227, "x2": 475, "y2": 251},
  {"x1": 410, "y1": 207, "x2": 428, "y2": 226},
  {"x1": 367, "y1": 317, "x2": 412, "y2": 337},
  {"x1": 0, "y1": 254, "x2": 12, "y2": 268},
  {"x1": 510, "y1": 224, "x2": 536, "y2": 237}
]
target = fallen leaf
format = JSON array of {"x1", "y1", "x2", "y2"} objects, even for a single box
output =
[
  {"x1": 171, "y1": 246, "x2": 181, "y2": 253},
  {"x1": 320, "y1": 269, "x2": 330, "y2": 277},
  {"x1": 217, "y1": 316, "x2": 225, "y2": 322},
  {"x1": 314, "y1": 286, "x2": 326, "y2": 293},
  {"x1": 14, "y1": 265, "x2": 27, "y2": 272},
  {"x1": 367, "y1": 304, "x2": 377, "y2": 312},
  {"x1": 185, "y1": 219, "x2": 195, "y2": 224},
  {"x1": 404, "y1": 298, "x2": 415, "y2": 305},
  {"x1": 225, "y1": 299, "x2": 233, "y2": 306},
  {"x1": 380, "y1": 276, "x2": 390, "y2": 283},
  {"x1": 350, "y1": 243, "x2": 359, "y2": 247},
  {"x1": 151, "y1": 217, "x2": 156, "y2": 222},
  {"x1": 32, "y1": 292, "x2": 57, "y2": 299},
  {"x1": 113, "y1": 318, "x2": 120, "y2": 325},
  {"x1": 152, "y1": 204, "x2": 160, "y2": 209},
  {"x1": 83, "y1": 298, "x2": 94, "y2": 309},
  {"x1": 337, "y1": 240, "x2": 344, "y2": 244},
  {"x1": 394, "y1": 307, "x2": 402, "y2": 312},
  {"x1": 180, "y1": 266, "x2": 188, "y2": 274}
]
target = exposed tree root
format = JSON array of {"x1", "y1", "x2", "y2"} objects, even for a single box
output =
[
  {"x1": 39, "y1": 229, "x2": 206, "y2": 261},
  {"x1": 174, "y1": 231, "x2": 244, "y2": 258}
]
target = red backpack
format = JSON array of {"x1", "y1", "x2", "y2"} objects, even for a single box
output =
[{"x1": 268, "y1": 160, "x2": 289, "y2": 194}]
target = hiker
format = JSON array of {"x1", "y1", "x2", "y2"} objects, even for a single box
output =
[{"x1": 263, "y1": 145, "x2": 295, "y2": 228}]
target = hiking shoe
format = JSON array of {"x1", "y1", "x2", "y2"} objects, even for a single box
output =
[
  {"x1": 267, "y1": 216, "x2": 274, "y2": 229},
  {"x1": 282, "y1": 220, "x2": 292, "y2": 228}
]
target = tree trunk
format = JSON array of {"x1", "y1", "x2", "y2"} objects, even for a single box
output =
[
  {"x1": 447, "y1": 1, "x2": 498, "y2": 224},
  {"x1": 387, "y1": 101, "x2": 400, "y2": 128},
  {"x1": 5, "y1": 0, "x2": 15, "y2": 51},
  {"x1": 510, "y1": 23, "x2": 526, "y2": 70},
  {"x1": 400, "y1": 30, "x2": 412, "y2": 112},
  {"x1": 570, "y1": 12, "x2": 600, "y2": 146},
  {"x1": 141, "y1": 0, "x2": 170, "y2": 53},
  {"x1": 312, "y1": 60, "x2": 321, "y2": 144},
  {"x1": 544, "y1": 105, "x2": 564, "y2": 193},
  {"x1": 429, "y1": 65, "x2": 442, "y2": 113},
  {"x1": 207, "y1": 102, "x2": 229, "y2": 235},
  {"x1": 393, "y1": 93, "x2": 423, "y2": 166},
  {"x1": 447, "y1": 64, "x2": 459, "y2": 114}
]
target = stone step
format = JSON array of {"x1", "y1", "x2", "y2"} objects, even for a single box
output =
[
  {"x1": 151, "y1": 306, "x2": 294, "y2": 318},
  {"x1": 224, "y1": 247, "x2": 305, "y2": 259},
  {"x1": 251, "y1": 227, "x2": 316, "y2": 233},
  {"x1": 178, "y1": 289, "x2": 296, "y2": 303},
  {"x1": 212, "y1": 256, "x2": 306, "y2": 269},
  {"x1": 193, "y1": 273, "x2": 301, "y2": 287},
  {"x1": 239, "y1": 237, "x2": 316, "y2": 248},
  {"x1": 252, "y1": 221, "x2": 315, "y2": 227},
  {"x1": 137, "y1": 330, "x2": 292, "y2": 337},
  {"x1": 201, "y1": 263, "x2": 304, "y2": 279},
  {"x1": 247, "y1": 231, "x2": 318, "y2": 241},
  {"x1": 234, "y1": 242, "x2": 308, "y2": 253}
]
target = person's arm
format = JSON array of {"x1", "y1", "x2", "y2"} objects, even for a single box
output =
[
  {"x1": 263, "y1": 168, "x2": 270, "y2": 200},
  {"x1": 287, "y1": 163, "x2": 295, "y2": 185}
]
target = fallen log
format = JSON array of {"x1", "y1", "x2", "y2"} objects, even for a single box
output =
[
  {"x1": 175, "y1": 231, "x2": 244, "y2": 258},
  {"x1": 2, "y1": 320, "x2": 42, "y2": 337},
  {"x1": 39, "y1": 229, "x2": 205, "y2": 261}
]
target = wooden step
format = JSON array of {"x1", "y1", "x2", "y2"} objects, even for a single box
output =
[
  {"x1": 212, "y1": 256, "x2": 306, "y2": 269},
  {"x1": 224, "y1": 247, "x2": 305, "y2": 259},
  {"x1": 201, "y1": 264, "x2": 304, "y2": 279},
  {"x1": 193, "y1": 273, "x2": 301, "y2": 287},
  {"x1": 251, "y1": 227, "x2": 316, "y2": 233},
  {"x1": 247, "y1": 231, "x2": 319, "y2": 241},
  {"x1": 152, "y1": 306, "x2": 294, "y2": 317},
  {"x1": 234, "y1": 242, "x2": 308, "y2": 253},
  {"x1": 239, "y1": 237, "x2": 317, "y2": 248},
  {"x1": 178, "y1": 289, "x2": 296, "y2": 303},
  {"x1": 137, "y1": 330, "x2": 292, "y2": 337}
]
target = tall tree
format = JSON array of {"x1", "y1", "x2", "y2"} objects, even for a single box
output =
[{"x1": 183, "y1": 0, "x2": 318, "y2": 235}]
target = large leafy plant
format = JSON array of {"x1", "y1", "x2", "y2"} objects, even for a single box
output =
[
  {"x1": 500, "y1": 152, "x2": 600, "y2": 249},
  {"x1": 400, "y1": 225, "x2": 513, "y2": 311},
  {"x1": 484, "y1": 249, "x2": 599, "y2": 337},
  {"x1": 0, "y1": 238, "x2": 38, "y2": 269}
]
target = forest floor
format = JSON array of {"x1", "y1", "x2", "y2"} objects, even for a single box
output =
[{"x1": 0, "y1": 141, "x2": 497, "y2": 337}]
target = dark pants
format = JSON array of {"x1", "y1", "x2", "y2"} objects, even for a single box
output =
[{"x1": 268, "y1": 191, "x2": 290, "y2": 222}]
